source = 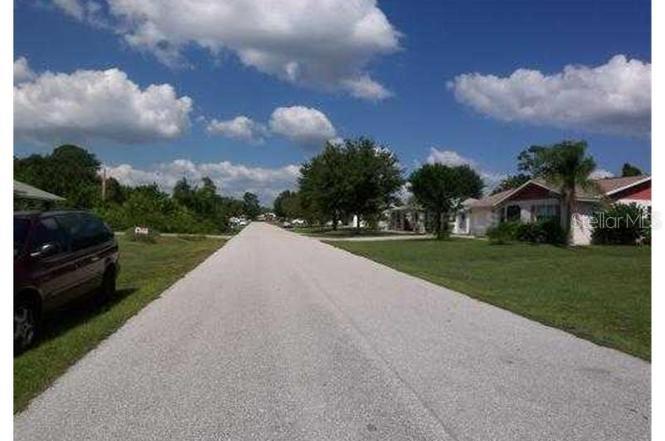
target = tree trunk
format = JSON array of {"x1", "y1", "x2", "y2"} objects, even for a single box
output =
[
  {"x1": 434, "y1": 210, "x2": 443, "y2": 240},
  {"x1": 563, "y1": 189, "x2": 575, "y2": 245},
  {"x1": 356, "y1": 214, "x2": 361, "y2": 233},
  {"x1": 332, "y1": 212, "x2": 338, "y2": 230}
]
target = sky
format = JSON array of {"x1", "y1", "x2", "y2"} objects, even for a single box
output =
[{"x1": 14, "y1": 0, "x2": 651, "y2": 204}]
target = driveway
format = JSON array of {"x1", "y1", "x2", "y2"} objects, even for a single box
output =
[{"x1": 15, "y1": 222, "x2": 650, "y2": 441}]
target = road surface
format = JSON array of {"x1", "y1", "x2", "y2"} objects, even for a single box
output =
[{"x1": 15, "y1": 222, "x2": 650, "y2": 441}]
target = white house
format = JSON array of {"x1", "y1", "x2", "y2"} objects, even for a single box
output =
[{"x1": 453, "y1": 175, "x2": 651, "y2": 245}]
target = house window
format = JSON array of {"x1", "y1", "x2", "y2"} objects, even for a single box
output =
[
  {"x1": 534, "y1": 204, "x2": 558, "y2": 221},
  {"x1": 505, "y1": 205, "x2": 521, "y2": 222}
]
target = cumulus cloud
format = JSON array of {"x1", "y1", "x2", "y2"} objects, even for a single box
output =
[
  {"x1": 105, "y1": 159, "x2": 300, "y2": 204},
  {"x1": 590, "y1": 168, "x2": 615, "y2": 179},
  {"x1": 426, "y1": 147, "x2": 504, "y2": 191},
  {"x1": 206, "y1": 116, "x2": 267, "y2": 144},
  {"x1": 14, "y1": 57, "x2": 35, "y2": 84},
  {"x1": 448, "y1": 55, "x2": 651, "y2": 137},
  {"x1": 341, "y1": 75, "x2": 393, "y2": 100},
  {"x1": 53, "y1": 0, "x2": 401, "y2": 100},
  {"x1": 269, "y1": 106, "x2": 337, "y2": 150},
  {"x1": 14, "y1": 62, "x2": 193, "y2": 144}
]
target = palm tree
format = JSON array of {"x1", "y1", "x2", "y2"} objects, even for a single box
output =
[{"x1": 518, "y1": 141, "x2": 597, "y2": 244}]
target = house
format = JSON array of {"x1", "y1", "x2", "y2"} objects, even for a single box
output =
[
  {"x1": 14, "y1": 180, "x2": 65, "y2": 202},
  {"x1": 385, "y1": 205, "x2": 429, "y2": 233},
  {"x1": 453, "y1": 175, "x2": 651, "y2": 245}
]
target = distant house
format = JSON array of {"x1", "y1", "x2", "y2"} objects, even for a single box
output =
[
  {"x1": 14, "y1": 180, "x2": 65, "y2": 210},
  {"x1": 453, "y1": 176, "x2": 651, "y2": 245},
  {"x1": 14, "y1": 180, "x2": 65, "y2": 202},
  {"x1": 385, "y1": 205, "x2": 429, "y2": 233}
]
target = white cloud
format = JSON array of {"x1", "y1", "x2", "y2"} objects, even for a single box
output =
[
  {"x1": 426, "y1": 147, "x2": 504, "y2": 191},
  {"x1": 14, "y1": 62, "x2": 193, "y2": 144},
  {"x1": 14, "y1": 57, "x2": 35, "y2": 84},
  {"x1": 53, "y1": 0, "x2": 86, "y2": 19},
  {"x1": 105, "y1": 159, "x2": 300, "y2": 205},
  {"x1": 590, "y1": 168, "x2": 615, "y2": 179},
  {"x1": 206, "y1": 116, "x2": 267, "y2": 144},
  {"x1": 54, "y1": 0, "x2": 401, "y2": 100},
  {"x1": 341, "y1": 75, "x2": 392, "y2": 100},
  {"x1": 426, "y1": 149, "x2": 474, "y2": 167},
  {"x1": 448, "y1": 55, "x2": 651, "y2": 136},
  {"x1": 269, "y1": 106, "x2": 337, "y2": 150}
]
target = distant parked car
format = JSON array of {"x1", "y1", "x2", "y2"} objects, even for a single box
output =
[
  {"x1": 292, "y1": 219, "x2": 307, "y2": 227},
  {"x1": 14, "y1": 211, "x2": 120, "y2": 352},
  {"x1": 282, "y1": 221, "x2": 293, "y2": 229}
]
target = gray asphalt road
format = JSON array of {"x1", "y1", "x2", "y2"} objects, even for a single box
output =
[{"x1": 15, "y1": 222, "x2": 650, "y2": 441}]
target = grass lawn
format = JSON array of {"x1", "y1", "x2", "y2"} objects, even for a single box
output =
[
  {"x1": 294, "y1": 226, "x2": 420, "y2": 237},
  {"x1": 328, "y1": 238, "x2": 651, "y2": 360},
  {"x1": 14, "y1": 235, "x2": 224, "y2": 412}
]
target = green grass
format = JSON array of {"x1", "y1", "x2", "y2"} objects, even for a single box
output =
[
  {"x1": 294, "y1": 226, "x2": 418, "y2": 237},
  {"x1": 14, "y1": 235, "x2": 224, "y2": 412},
  {"x1": 328, "y1": 239, "x2": 651, "y2": 360}
]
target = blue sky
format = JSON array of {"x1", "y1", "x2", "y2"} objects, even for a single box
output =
[{"x1": 14, "y1": 0, "x2": 651, "y2": 203}]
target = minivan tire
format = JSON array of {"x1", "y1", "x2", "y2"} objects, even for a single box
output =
[
  {"x1": 14, "y1": 297, "x2": 39, "y2": 354},
  {"x1": 98, "y1": 267, "x2": 117, "y2": 303}
]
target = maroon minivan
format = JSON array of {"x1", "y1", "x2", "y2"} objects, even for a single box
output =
[{"x1": 14, "y1": 211, "x2": 119, "y2": 352}]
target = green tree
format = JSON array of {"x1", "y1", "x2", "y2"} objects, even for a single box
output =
[
  {"x1": 298, "y1": 138, "x2": 403, "y2": 230},
  {"x1": 273, "y1": 190, "x2": 295, "y2": 218},
  {"x1": 274, "y1": 190, "x2": 305, "y2": 219},
  {"x1": 491, "y1": 173, "x2": 531, "y2": 195},
  {"x1": 518, "y1": 140, "x2": 597, "y2": 244},
  {"x1": 14, "y1": 144, "x2": 101, "y2": 208},
  {"x1": 104, "y1": 177, "x2": 127, "y2": 205},
  {"x1": 173, "y1": 177, "x2": 196, "y2": 209},
  {"x1": 344, "y1": 138, "x2": 403, "y2": 230},
  {"x1": 242, "y1": 192, "x2": 261, "y2": 219},
  {"x1": 299, "y1": 141, "x2": 350, "y2": 230},
  {"x1": 621, "y1": 163, "x2": 644, "y2": 177},
  {"x1": 409, "y1": 164, "x2": 483, "y2": 239}
]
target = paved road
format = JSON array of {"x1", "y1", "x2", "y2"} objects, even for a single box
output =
[{"x1": 15, "y1": 222, "x2": 650, "y2": 441}]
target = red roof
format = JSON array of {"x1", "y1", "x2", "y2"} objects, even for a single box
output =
[
  {"x1": 593, "y1": 176, "x2": 651, "y2": 195},
  {"x1": 470, "y1": 175, "x2": 651, "y2": 208}
]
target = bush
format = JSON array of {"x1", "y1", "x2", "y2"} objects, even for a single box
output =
[
  {"x1": 516, "y1": 218, "x2": 565, "y2": 245},
  {"x1": 486, "y1": 221, "x2": 520, "y2": 244},
  {"x1": 592, "y1": 203, "x2": 650, "y2": 245},
  {"x1": 487, "y1": 218, "x2": 565, "y2": 245},
  {"x1": 125, "y1": 226, "x2": 160, "y2": 244}
]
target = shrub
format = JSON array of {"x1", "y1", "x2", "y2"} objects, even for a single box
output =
[
  {"x1": 487, "y1": 218, "x2": 565, "y2": 245},
  {"x1": 592, "y1": 203, "x2": 650, "y2": 245},
  {"x1": 516, "y1": 218, "x2": 565, "y2": 245},
  {"x1": 486, "y1": 221, "x2": 520, "y2": 244},
  {"x1": 125, "y1": 226, "x2": 160, "y2": 244}
]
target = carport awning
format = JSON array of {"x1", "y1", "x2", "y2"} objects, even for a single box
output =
[{"x1": 14, "y1": 180, "x2": 65, "y2": 201}]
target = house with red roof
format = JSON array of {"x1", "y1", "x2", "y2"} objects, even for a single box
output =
[{"x1": 453, "y1": 175, "x2": 651, "y2": 245}]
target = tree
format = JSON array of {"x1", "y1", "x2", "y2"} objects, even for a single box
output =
[
  {"x1": 517, "y1": 140, "x2": 596, "y2": 244},
  {"x1": 273, "y1": 190, "x2": 304, "y2": 219},
  {"x1": 173, "y1": 177, "x2": 195, "y2": 209},
  {"x1": 14, "y1": 144, "x2": 101, "y2": 208},
  {"x1": 491, "y1": 173, "x2": 531, "y2": 195},
  {"x1": 298, "y1": 138, "x2": 403, "y2": 230},
  {"x1": 621, "y1": 163, "x2": 643, "y2": 177},
  {"x1": 344, "y1": 138, "x2": 403, "y2": 230},
  {"x1": 298, "y1": 141, "x2": 351, "y2": 230},
  {"x1": 409, "y1": 164, "x2": 483, "y2": 239},
  {"x1": 104, "y1": 177, "x2": 127, "y2": 205},
  {"x1": 242, "y1": 192, "x2": 261, "y2": 219},
  {"x1": 273, "y1": 190, "x2": 295, "y2": 218}
]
